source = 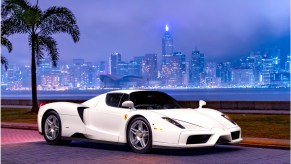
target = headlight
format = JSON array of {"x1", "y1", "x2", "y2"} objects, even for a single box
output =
[
  {"x1": 222, "y1": 114, "x2": 236, "y2": 125},
  {"x1": 162, "y1": 117, "x2": 185, "y2": 129}
]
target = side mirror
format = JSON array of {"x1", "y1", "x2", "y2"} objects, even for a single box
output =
[
  {"x1": 198, "y1": 100, "x2": 206, "y2": 108},
  {"x1": 121, "y1": 101, "x2": 134, "y2": 109}
]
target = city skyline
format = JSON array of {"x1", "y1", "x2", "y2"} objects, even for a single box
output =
[
  {"x1": 2, "y1": 43, "x2": 290, "y2": 90},
  {"x1": 1, "y1": 0, "x2": 289, "y2": 65}
]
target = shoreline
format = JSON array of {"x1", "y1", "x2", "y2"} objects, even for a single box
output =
[{"x1": 1, "y1": 88, "x2": 290, "y2": 101}]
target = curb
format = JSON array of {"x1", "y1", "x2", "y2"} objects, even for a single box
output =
[
  {"x1": 1, "y1": 122, "x2": 38, "y2": 130},
  {"x1": 238, "y1": 143, "x2": 290, "y2": 150},
  {"x1": 219, "y1": 109, "x2": 290, "y2": 115},
  {"x1": 239, "y1": 137, "x2": 290, "y2": 150}
]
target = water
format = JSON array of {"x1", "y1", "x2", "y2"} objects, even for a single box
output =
[{"x1": 1, "y1": 88, "x2": 290, "y2": 101}]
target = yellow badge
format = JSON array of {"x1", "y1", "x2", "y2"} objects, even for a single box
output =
[{"x1": 124, "y1": 114, "x2": 128, "y2": 120}]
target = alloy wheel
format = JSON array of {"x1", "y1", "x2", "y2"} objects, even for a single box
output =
[
  {"x1": 129, "y1": 120, "x2": 150, "y2": 150},
  {"x1": 44, "y1": 115, "x2": 60, "y2": 141}
]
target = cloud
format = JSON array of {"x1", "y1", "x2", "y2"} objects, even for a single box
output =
[{"x1": 5, "y1": 0, "x2": 290, "y2": 65}]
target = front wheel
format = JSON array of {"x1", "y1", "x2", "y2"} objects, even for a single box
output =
[
  {"x1": 127, "y1": 117, "x2": 152, "y2": 153},
  {"x1": 43, "y1": 111, "x2": 70, "y2": 145}
]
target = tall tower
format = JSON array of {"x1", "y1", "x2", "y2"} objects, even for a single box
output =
[
  {"x1": 109, "y1": 52, "x2": 121, "y2": 75},
  {"x1": 189, "y1": 49, "x2": 205, "y2": 87},
  {"x1": 142, "y1": 53, "x2": 158, "y2": 80},
  {"x1": 285, "y1": 54, "x2": 290, "y2": 71},
  {"x1": 72, "y1": 59, "x2": 84, "y2": 88},
  {"x1": 162, "y1": 25, "x2": 174, "y2": 65}
]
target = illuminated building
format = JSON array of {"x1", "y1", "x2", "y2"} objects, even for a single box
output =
[
  {"x1": 128, "y1": 60, "x2": 140, "y2": 76},
  {"x1": 71, "y1": 59, "x2": 84, "y2": 88},
  {"x1": 189, "y1": 49, "x2": 204, "y2": 87},
  {"x1": 285, "y1": 54, "x2": 290, "y2": 71},
  {"x1": 231, "y1": 69, "x2": 254, "y2": 87},
  {"x1": 117, "y1": 61, "x2": 129, "y2": 76},
  {"x1": 261, "y1": 58, "x2": 273, "y2": 85},
  {"x1": 162, "y1": 25, "x2": 174, "y2": 65},
  {"x1": 109, "y1": 52, "x2": 121, "y2": 75},
  {"x1": 142, "y1": 53, "x2": 158, "y2": 81}
]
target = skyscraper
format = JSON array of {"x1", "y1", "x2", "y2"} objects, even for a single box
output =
[
  {"x1": 189, "y1": 49, "x2": 204, "y2": 87},
  {"x1": 117, "y1": 61, "x2": 128, "y2": 76},
  {"x1": 268, "y1": 47, "x2": 281, "y2": 71},
  {"x1": 71, "y1": 59, "x2": 84, "y2": 88},
  {"x1": 142, "y1": 53, "x2": 158, "y2": 80},
  {"x1": 59, "y1": 64, "x2": 71, "y2": 88},
  {"x1": 133, "y1": 56, "x2": 144, "y2": 76},
  {"x1": 128, "y1": 60, "x2": 140, "y2": 76},
  {"x1": 162, "y1": 25, "x2": 174, "y2": 65},
  {"x1": 109, "y1": 52, "x2": 121, "y2": 75},
  {"x1": 81, "y1": 62, "x2": 96, "y2": 88},
  {"x1": 173, "y1": 52, "x2": 186, "y2": 73},
  {"x1": 166, "y1": 55, "x2": 182, "y2": 85},
  {"x1": 97, "y1": 61, "x2": 107, "y2": 75},
  {"x1": 262, "y1": 58, "x2": 273, "y2": 85},
  {"x1": 285, "y1": 54, "x2": 290, "y2": 71}
]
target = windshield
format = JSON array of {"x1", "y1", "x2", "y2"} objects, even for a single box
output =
[{"x1": 130, "y1": 91, "x2": 182, "y2": 109}]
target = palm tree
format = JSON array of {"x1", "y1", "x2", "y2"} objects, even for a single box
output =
[
  {"x1": 2, "y1": 0, "x2": 80, "y2": 112},
  {"x1": 1, "y1": 35, "x2": 13, "y2": 70},
  {"x1": 1, "y1": 56, "x2": 9, "y2": 70}
]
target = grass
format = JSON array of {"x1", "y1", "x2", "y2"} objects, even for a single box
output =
[
  {"x1": 229, "y1": 114, "x2": 290, "y2": 140},
  {"x1": 1, "y1": 108, "x2": 290, "y2": 140},
  {"x1": 1, "y1": 108, "x2": 37, "y2": 124}
]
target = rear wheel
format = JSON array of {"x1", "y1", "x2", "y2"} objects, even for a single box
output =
[
  {"x1": 127, "y1": 117, "x2": 152, "y2": 153},
  {"x1": 43, "y1": 111, "x2": 70, "y2": 145}
]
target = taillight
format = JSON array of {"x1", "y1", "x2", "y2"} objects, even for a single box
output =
[{"x1": 39, "y1": 102, "x2": 46, "y2": 107}]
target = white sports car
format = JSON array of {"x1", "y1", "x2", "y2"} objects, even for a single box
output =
[{"x1": 38, "y1": 90, "x2": 242, "y2": 153}]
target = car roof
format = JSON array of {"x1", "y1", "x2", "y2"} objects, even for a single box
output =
[{"x1": 108, "y1": 90, "x2": 147, "y2": 94}]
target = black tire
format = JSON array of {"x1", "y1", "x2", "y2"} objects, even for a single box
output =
[
  {"x1": 42, "y1": 111, "x2": 71, "y2": 145},
  {"x1": 127, "y1": 117, "x2": 152, "y2": 153}
]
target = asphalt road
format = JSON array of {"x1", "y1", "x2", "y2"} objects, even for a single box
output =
[{"x1": 1, "y1": 128, "x2": 290, "y2": 164}]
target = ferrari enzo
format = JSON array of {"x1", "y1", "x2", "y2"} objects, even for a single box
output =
[{"x1": 38, "y1": 90, "x2": 242, "y2": 153}]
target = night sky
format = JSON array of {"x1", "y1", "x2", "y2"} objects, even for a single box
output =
[{"x1": 2, "y1": 0, "x2": 290, "y2": 65}]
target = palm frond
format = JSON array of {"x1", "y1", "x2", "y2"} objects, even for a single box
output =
[
  {"x1": 38, "y1": 35, "x2": 59, "y2": 67},
  {"x1": 1, "y1": 56, "x2": 8, "y2": 70},
  {"x1": 42, "y1": 7, "x2": 77, "y2": 25},
  {"x1": 22, "y1": 5, "x2": 42, "y2": 27},
  {"x1": 1, "y1": 36, "x2": 13, "y2": 52},
  {"x1": 2, "y1": 0, "x2": 30, "y2": 19},
  {"x1": 39, "y1": 7, "x2": 80, "y2": 42},
  {"x1": 2, "y1": 13, "x2": 30, "y2": 35}
]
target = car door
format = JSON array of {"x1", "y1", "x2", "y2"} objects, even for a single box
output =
[{"x1": 86, "y1": 93, "x2": 130, "y2": 142}]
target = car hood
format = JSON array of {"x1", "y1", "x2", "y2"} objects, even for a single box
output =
[{"x1": 150, "y1": 109, "x2": 226, "y2": 129}]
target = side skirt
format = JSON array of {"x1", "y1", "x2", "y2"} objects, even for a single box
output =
[{"x1": 62, "y1": 133, "x2": 126, "y2": 146}]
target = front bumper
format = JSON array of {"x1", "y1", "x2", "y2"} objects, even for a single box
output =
[{"x1": 153, "y1": 126, "x2": 242, "y2": 148}]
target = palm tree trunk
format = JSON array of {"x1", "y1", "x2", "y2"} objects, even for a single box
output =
[{"x1": 31, "y1": 34, "x2": 38, "y2": 112}]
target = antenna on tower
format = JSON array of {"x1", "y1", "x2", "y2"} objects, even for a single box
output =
[{"x1": 165, "y1": 24, "x2": 169, "y2": 32}]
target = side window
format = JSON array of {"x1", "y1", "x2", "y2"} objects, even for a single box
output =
[
  {"x1": 119, "y1": 94, "x2": 129, "y2": 108},
  {"x1": 106, "y1": 93, "x2": 123, "y2": 107},
  {"x1": 105, "y1": 93, "x2": 130, "y2": 108}
]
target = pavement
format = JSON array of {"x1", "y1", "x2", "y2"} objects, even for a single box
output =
[
  {"x1": 1, "y1": 128, "x2": 43, "y2": 144},
  {"x1": 1, "y1": 122, "x2": 290, "y2": 149},
  {"x1": 2, "y1": 128, "x2": 290, "y2": 164},
  {"x1": 3, "y1": 140, "x2": 289, "y2": 164},
  {"x1": 2, "y1": 105, "x2": 290, "y2": 149}
]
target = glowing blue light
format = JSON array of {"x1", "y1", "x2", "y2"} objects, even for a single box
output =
[{"x1": 165, "y1": 24, "x2": 169, "y2": 31}]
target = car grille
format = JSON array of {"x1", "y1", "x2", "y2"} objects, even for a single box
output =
[
  {"x1": 186, "y1": 135, "x2": 211, "y2": 144},
  {"x1": 231, "y1": 131, "x2": 240, "y2": 140}
]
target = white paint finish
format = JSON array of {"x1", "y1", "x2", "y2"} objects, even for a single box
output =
[
  {"x1": 37, "y1": 90, "x2": 242, "y2": 148},
  {"x1": 60, "y1": 115, "x2": 86, "y2": 137},
  {"x1": 82, "y1": 94, "x2": 103, "y2": 108}
]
